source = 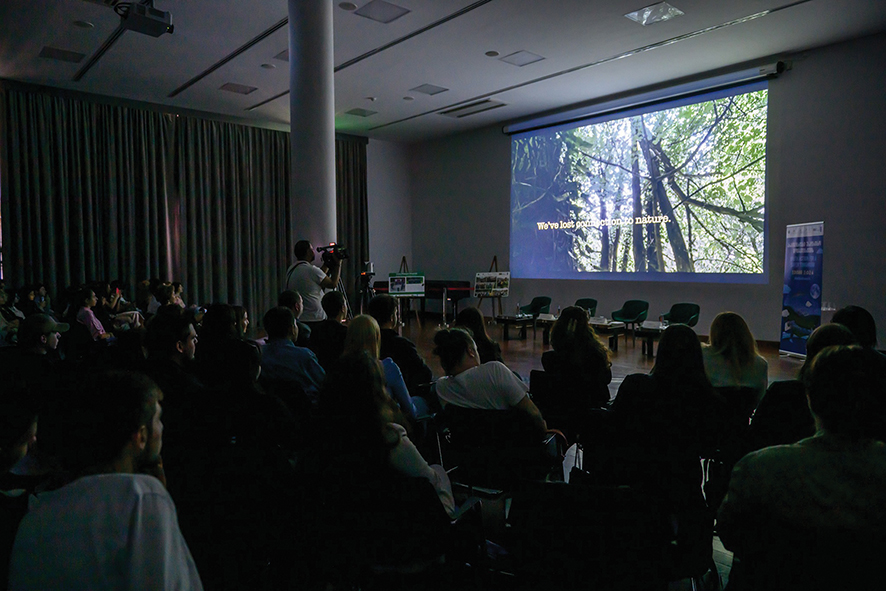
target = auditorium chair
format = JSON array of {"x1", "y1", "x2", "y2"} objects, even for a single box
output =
[
  {"x1": 519, "y1": 296, "x2": 552, "y2": 318},
  {"x1": 661, "y1": 302, "x2": 700, "y2": 327},
  {"x1": 611, "y1": 300, "x2": 649, "y2": 345}
]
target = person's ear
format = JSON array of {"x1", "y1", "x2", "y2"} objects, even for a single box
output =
[
  {"x1": 133, "y1": 425, "x2": 148, "y2": 452},
  {"x1": 39, "y1": 334, "x2": 48, "y2": 346},
  {"x1": 175, "y1": 340, "x2": 185, "y2": 354}
]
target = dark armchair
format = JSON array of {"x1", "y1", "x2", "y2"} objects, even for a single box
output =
[
  {"x1": 661, "y1": 303, "x2": 700, "y2": 327},
  {"x1": 611, "y1": 300, "x2": 649, "y2": 346},
  {"x1": 520, "y1": 296, "x2": 552, "y2": 318},
  {"x1": 574, "y1": 298, "x2": 598, "y2": 317}
]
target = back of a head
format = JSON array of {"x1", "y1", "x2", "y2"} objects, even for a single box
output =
[
  {"x1": 278, "y1": 290, "x2": 300, "y2": 310},
  {"x1": 0, "y1": 386, "x2": 38, "y2": 472},
  {"x1": 321, "y1": 291, "x2": 346, "y2": 318},
  {"x1": 433, "y1": 328, "x2": 475, "y2": 375},
  {"x1": 550, "y1": 306, "x2": 592, "y2": 352},
  {"x1": 293, "y1": 240, "x2": 313, "y2": 260},
  {"x1": 200, "y1": 303, "x2": 239, "y2": 343},
  {"x1": 263, "y1": 306, "x2": 295, "y2": 340},
  {"x1": 804, "y1": 345, "x2": 886, "y2": 439},
  {"x1": 653, "y1": 324, "x2": 706, "y2": 381},
  {"x1": 709, "y1": 311, "x2": 757, "y2": 367},
  {"x1": 455, "y1": 307, "x2": 490, "y2": 344},
  {"x1": 832, "y1": 305, "x2": 877, "y2": 349},
  {"x1": 344, "y1": 314, "x2": 381, "y2": 358},
  {"x1": 145, "y1": 312, "x2": 193, "y2": 358},
  {"x1": 46, "y1": 370, "x2": 159, "y2": 476},
  {"x1": 367, "y1": 294, "x2": 397, "y2": 326}
]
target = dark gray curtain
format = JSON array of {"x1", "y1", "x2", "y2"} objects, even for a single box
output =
[
  {"x1": 0, "y1": 87, "x2": 173, "y2": 292},
  {"x1": 335, "y1": 135, "x2": 369, "y2": 310},
  {"x1": 173, "y1": 117, "x2": 293, "y2": 316}
]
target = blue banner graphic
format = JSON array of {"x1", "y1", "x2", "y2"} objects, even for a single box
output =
[{"x1": 780, "y1": 222, "x2": 824, "y2": 356}]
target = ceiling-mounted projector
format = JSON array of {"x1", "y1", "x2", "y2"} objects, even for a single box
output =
[{"x1": 121, "y1": 2, "x2": 173, "y2": 37}]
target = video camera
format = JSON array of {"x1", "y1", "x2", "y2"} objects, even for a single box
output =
[{"x1": 317, "y1": 243, "x2": 348, "y2": 266}]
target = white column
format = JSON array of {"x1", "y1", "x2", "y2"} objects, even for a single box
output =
[{"x1": 289, "y1": 0, "x2": 336, "y2": 246}]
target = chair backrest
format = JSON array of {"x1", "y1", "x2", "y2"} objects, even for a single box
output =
[
  {"x1": 521, "y1": 296, "x2": 551, "y2": 316},
  {"x1": 622, "y1": 300, "x2": 649, "y2": 318},
  {"x1": 508, "y1": 480, "x2": 671, "y2": 589},
  {"x1": 664, "y1": 303, "x2": 700, "y2": 326},
  {"x1": 574, "y1": 298, "x2": 598, "y2": 316}
]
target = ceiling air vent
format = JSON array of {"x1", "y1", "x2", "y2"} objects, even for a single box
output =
[
  {"x1": 39, "y1": 46, "x2": 86, "y2": 63},
  {"x1": 220, "y1": 83, "x2": 258, "y2": 95},
  {"x1": 274, "y1": 49, "x2": 289, "y2": 62},
  {"x1": 439, "y1": 99, "x2": 505, "y2": 119},
  {"x1": 410, "y1": 84, "x2": 449, "y2": 96},
  {"x1": 345, "y1": 108, "x2": 377, "y2": 117},
  {"x1": 354, "y1": 0, "x2": 410, "y2": 24}
]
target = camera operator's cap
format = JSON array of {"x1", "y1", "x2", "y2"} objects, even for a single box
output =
[{"x1": 18, "y1": 314, "x2": 69, "y2": 345}]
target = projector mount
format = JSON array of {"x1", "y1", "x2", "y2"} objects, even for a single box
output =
[{"x1": 114, "y1": 0, "x2": 173, "y2": 37}]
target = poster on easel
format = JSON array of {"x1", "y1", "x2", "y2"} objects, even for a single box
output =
[
  {"x1": 779, "y1": 221, "x2": 824, "y2": 357},
  {"x1": 474, "y1": 272, "x2": 510, "y2": 298},
  {"x1": 389, "y1": 273, "x2": 425, "y2": 298}
]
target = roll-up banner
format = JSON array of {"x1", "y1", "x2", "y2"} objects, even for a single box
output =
[{"x1": 779, "y1": 221, "x2": 824, "y2": 357}]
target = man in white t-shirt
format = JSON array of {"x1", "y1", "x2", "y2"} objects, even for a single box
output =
[
  {"x1": 9, "y1": 370, "x2": 203, "y2": 591},
  {"x1": 284, "y1": 240, "x2": 342, "y2": 325}
]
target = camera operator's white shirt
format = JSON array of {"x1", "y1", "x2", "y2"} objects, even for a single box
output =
[{"x1": 285, "y1": 261, "x2": 328, "y2": 322}]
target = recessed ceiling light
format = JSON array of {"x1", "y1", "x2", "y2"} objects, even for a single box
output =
[
  {"x1": 261, "y1": 63, "x2": 276, "y2": 69},
  {"x1": 485, "y1": 50, "x2": 499, "y2": 57},
  {"x1": 499, "y1": 50, "x2": 545, "y2": 67},
  {"x1": 73, "y1": 20, "x2": 95, "y2": 29},
  {"x1": 365, "y1": 96, "x2": 377, "y2": 102},
  {"x1": 625, "y1": 2, "x2": 684, "y2": 26},
  {"x1": 410, "y1": 84, "x2": 449, "y2": 96},
  {"x1": 403, "y1": 96, "x2": 414, "y2": 101},
  {"x1": 355, "y1": 0, "x2": 410, "y2": 24},
  {"x1": 339, "y1": 2, "x2": 358, "y2": 10},
  {"x1": 220, "y1": 83, "x2": 258, "y2": 95}
]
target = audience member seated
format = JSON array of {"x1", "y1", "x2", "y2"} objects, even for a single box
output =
[
  {"x1": 8, "y1": 370, "x2": 203, "y2": 590},
  {"x1": 0, "y1": 289, "x2": 21, "y2": 346},
  {"x1": 748, "y1": 323, "x2": 857, "y2": 452},
  {"x1": 93, "y1": 281, "x2": 144, "y2": 333},
  {"x1": 278, "y1": 290, "x2": 312, "y2": 348},
  {"x1": 343, "y1": 315, "x2": 430, "y2": 423},
  {"x1": 71, "y1": 287, "x2": 113, "y2": 341},
  {"x1": 718, "y1": 346, "x2": 886, "y2": 591},
  {"x1": 16, "y1": 286, "x2": 39, "y2": 318},
  {"x1": 232, "y1": 305, "x2": 250, "y2": 338},
  {"x1": 368, "y1": 294, "x2": 434, "y2": 397},
  {"x1": 11, "y1": 314, "x2": 69, "y2": 397},
  {"x1": 171, "y1": 281, "x2": 187, "y2": 308},
  {"x1": 259, "y1": 306, "x2": 325, "y2": 403},
  {"x1": 702, "y1": 312, "x2": 768, "y2": 404},
  {"x1": 455, "y1": 307, "x2": 503, "y2": 364},
  {"x1": 193, "y1": 303, "x2": 244, "y2": 387},
  {"x1": 833, "y1": 304, "x2": 883, "y2": 355},
  {"x1": 433, "y1": 328, "x2": 545, "y2": 435},
  {"x1": 32, "y1": 283, "x2": 53, "y2": 316},
  {"x1": 611, "y1": 325, "x2": 724, "y2": 505},
  {"x1": 318, "y1": 351, "x2": 456, "y2": 518},
  {"x1": 0, "y1": 389, "x2": 39, "y2": 590},
  {"x1": 541, "y1": 305, "x2": 612, "y2": 408},
  {"x1": 308, "y1": 291, "x2": 349, "y2": 370}
]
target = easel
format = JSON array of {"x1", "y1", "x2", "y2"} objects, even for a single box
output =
[
  {"x1": 476, "y1": 256, "x2": 504, "y2": 324},
  {"x1": 396, "y1": 256, "x2": 421, "y2": 330}
]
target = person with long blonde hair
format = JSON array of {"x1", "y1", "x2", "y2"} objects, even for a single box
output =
[
  {"x1": 343, "y1": 315, "x2": 428, "y2": 422},
  {"x1": 703, "y1": 312, "x2": 769, "y2": 402}
]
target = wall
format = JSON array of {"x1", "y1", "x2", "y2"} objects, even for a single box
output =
[
  {"x1": 404, "y1": 32, "x2": 886, "y2": 344},
  {"x1": 367, "y1": 139, "x2": 413, "y2": 277}
]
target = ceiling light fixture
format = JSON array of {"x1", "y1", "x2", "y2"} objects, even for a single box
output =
[
  {"x1": 354, "y1": 0, "x2": 410, "y2": 24},
  {"x1": 345, "y1": 108, "x2": 377, "y2": 117},
  {"x1": 485, "y1": 50, "x2": 499, "y2": 57},
  {"x1": 73, "y1": 20, "x2": 95, "y2": 29},
  {"x1": 260, "y1": 63, "x2": 276, "y2": 69},
  {"x1": 403, "y1": 96, "x2": 414, "y2": 101},
  {"x1": 339, "y1": 2, "x2": 358, "y2": 10},
  {"x1": 625, "y1": 1, "x2": 684, "y2": 26}
]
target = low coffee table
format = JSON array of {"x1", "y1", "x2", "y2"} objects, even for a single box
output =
[
  {"x1": 495, "y1": 315, "x2": 536, "y2": 341},
  {"x1": 588, "y1": 317, "x2": 626, "y2": 352},
  {"x1": 635, "y1": 320, "x2": 667, "y2": 357}
]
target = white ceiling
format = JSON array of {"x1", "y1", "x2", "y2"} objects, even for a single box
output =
[{"x1": 1, "y1": 0, "x2": 884, "y2": 142}]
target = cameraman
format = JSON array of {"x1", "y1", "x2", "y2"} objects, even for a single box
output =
[{"x1": 284, "y1": 240, "x2": 342, "y2": 326}]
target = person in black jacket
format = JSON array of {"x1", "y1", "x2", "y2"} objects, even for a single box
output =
[{"x1": 367, "y1": 294, "x2": 433, "y2": 397}]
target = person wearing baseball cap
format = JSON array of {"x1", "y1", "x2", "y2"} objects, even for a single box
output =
[{"x1": 17, "y1": 314, "x2": 69, "y2": 356}]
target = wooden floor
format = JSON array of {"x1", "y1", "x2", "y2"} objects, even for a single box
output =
[{"x1": 402, "y1": 314, "x2": 803, "y2": 589}]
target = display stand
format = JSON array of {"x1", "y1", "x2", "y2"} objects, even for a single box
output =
[
  {"x1": 476, "y1": 256, "x2": 505, "y2": 324},
  {"x1": 396, "y1": 256, "x2": 421, "y2": 329}
]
